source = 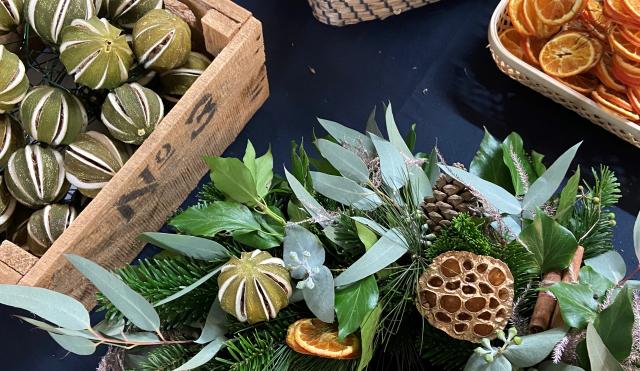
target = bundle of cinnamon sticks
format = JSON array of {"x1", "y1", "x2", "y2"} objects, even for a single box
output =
[{"x1": 529, "y1": 246, "x2": 585, "y2": 333}]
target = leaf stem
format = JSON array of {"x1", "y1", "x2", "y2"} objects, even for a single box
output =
[
  {"x1": 87, "y1": 328, "x2": 192, "y2": 347},
  {"x1": 255, "y1": 200, "x2": 286, "y2": 226}
]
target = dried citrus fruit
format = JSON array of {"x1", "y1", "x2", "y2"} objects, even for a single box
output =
[
  {"x1": 613, "y1": 53, "x2": 640, "y2": 75},
  {"x1": 604, "y1": 0, "x2": 640, "y2": 26},
  {"x1": 596, "y1": 84, "x2": 635, "y2": 110},
  {"x1": 558, "y1": 74, "x2": 599, "y2": 93},
  {"x1": 609, "y1": 27, "x2": 640, "y2": 62},
  {"x1": 523, "y1": 0, "x2": 563, "y2": 37},
  {"x1": 623, "y1": 0, "x2": 640, "y2": 23},
  {"x1": 592, "y1": 86, "x2": 640, "y2": 119},
  {"x1": 539, "y1": 31, "x2": 602, "y2": 77},
  {"x1": 594, "y1": 53, "x2": 627, "y2": 91},
  {"x1": 612, "y1": 56, "x2": 640, "y2": 85},
  {"x1": 584, "y1": 0, "x2": 612, "y2": 30},
  {"x1": 293, "y1": 318, "x2": 361, "y2": 359},
  {"x1": 534, "y1": 0, "x2": 586, "y2": 25},
  {"x1": 522, "y1": 36, "x2": 547, "y2": 65},
  {"x1": 626, "y1": 86, "x2": 640, "y2": 112},
  {"x1": 500, "y1": 28, "x2": 526, "y2": 59},
  {"x1": 286, "y1": 321, "x2": 314, "y2": 356},
  {"x1": 509, "y1": 0, "x2": 534, "y2": 36},
  {"x1": 621, "y1": 25, "x2": 640, "y2": 46}
]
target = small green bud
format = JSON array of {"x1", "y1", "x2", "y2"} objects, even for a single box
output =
[
  {"x1": 481, "y1": 338, "x2": 492, "y2": 349},
  {"x1": 508, "y1": 327, "x2": 518, "y2": 338},
  {"x1": 608, "y1": 212, "x2": 615, "y2": 220},
  {"x1": 609, "y1": 220, "x2": 617, "y2": 227},
  {"x1": 513, "y1": 336, "x2": 522, "y2": 345},
  {"x1": 496, "y1": 330, "x2": 506, "y2": 342},
  {"x1": 484, "y1": 354, "x2": 494, "y2": 363},
  {"x1": 592, "y1": 196, "x2": 600, "y2": 204},
  {"x1": 474, "y1": 347, "x2": 487, "y2": 355}
]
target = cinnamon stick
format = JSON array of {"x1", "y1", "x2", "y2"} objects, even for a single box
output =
[
  {"x1": 551, "y1": 246, "x2": 585, "y2": 328},
  {"x1": 529, "y1": 270, "x2": 562, "y2": 333}
]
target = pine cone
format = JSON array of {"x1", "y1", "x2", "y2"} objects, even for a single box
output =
[{"x1": 421, "y1": 167, "x2": 481, "y2": 233}]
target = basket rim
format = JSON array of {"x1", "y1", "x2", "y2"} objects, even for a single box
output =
[{"x1": 488, "y1": 0, "x2": 640, "y2": 140}]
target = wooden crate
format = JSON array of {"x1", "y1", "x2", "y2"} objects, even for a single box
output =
[{"x1": 0, "y1": 0, "x2": 269, "y2": 307}]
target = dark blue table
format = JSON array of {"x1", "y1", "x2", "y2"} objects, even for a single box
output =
[{"x1": 3, "y1": 0, "x2": 639, "y2": 369}]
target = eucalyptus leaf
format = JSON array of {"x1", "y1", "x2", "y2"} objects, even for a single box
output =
[
  {"x1": 426, "y1": 148, "x2": 440, "y2": 185},
  {"x1": 174, "y1": 337, "x2": 226, "y2": 371},
  {"x1": 366, "y1": 106, "x2": 383, "y2": 137},
  {"x1": 547, "y1": 282, "x2": 598, "y2": 329},
  {"x1": 316, "y1": 138, "x2": 370, "y2": 184},
  {"x1": 355, "y1": 222, "x2": 378, "y2": 250},
  {"x1": 93, "y1": 318, "x2": 125, "y2": 337},
  {"x1": 66, "y1": 255, "x2": 160, "y2": 332},
  {"x1": 284, "y1": 224, "x2": 326, "y2": 279},
  {"x1": 206, "y1": 156, "x2": 258, "y2": 205},
  {"x1": 626, "y1": 280, "x2": 640, "y2": 289},
  {"x1": 634, "y1": 211, "x2": 640, "y2": 262},
  {"x1": 579, "y1": 266, "x2": 614, "y2": 297},
  {"x1": 311, "y1": 171, "x2": 381, "y2": 211},
  {"x1": 408, "y1": 164, "x2": 432, "y2": 206},
  {"x1": 318, "y1": 118, "x2": 374, "y2": 158},
  {"x1": 155, "y1": 267, "x2": 221, "y2": 307},
  {"x1": 113, "y1": 332, "x2": 159, "y2": 342},
  {"x1": 584, "y1": 251, "x2": 626, "y2": 284},
  {"x1": 0, "y1": 285, "x2": 90, "y2": 330},
  {"x1": 138, "y1": 233, "x2": 229, "y2": 261},
  {"x1": 335, "y1": 276, "x2": 378, "y2": 340},
  {"x1": 357, "y1": 305, "x2": 381, "y2": 371},
  {"x1": 384, "y1": 103, "x2": 413, "y2": 157},
  {"x1": 17, "y1": 316, "x2": 97, "y2": 340},
  {"x1": 470, "y1": 128, "x2": 513, "y2": 192},
  {"x1": 519, "y1": 211, "x2": 578, "y2": 272},
  {"x1": 594, "y1": 286, "x2": 634, "y2": 361},
  {"x1": 522, "y1": 142, "x2": 581, "y2": 211},
  {"x1": 556, "y1": 167, "x2": 581, "y2": 223},
  {"x1": 440, "y1": 165, "x2": 522, "y2": 215},
  {"x1": 538, "y1": 361, "x2": 585, "y2": 370},
  {"x1": 284, "y1": 168, "x2": 331, "y2": 226},
  {"x1": 586, "y1": 323, "x2": 624, "y2": 371},
  {"x1": 49, "y1": 333, "x2": 96, "y2": 355},
  {"x1": 502, "y1": 132, "x2": 536, "y2": 196},
  {"x1": 334, "y1": 228, "x2": 408, "y2": 286},
  {"x1": 503, "y1": 327, "x2": 566, "y2": 367},
  {"x1": 351, "y1": 217, "x2": 387, "y2": 235},
  {"x1": 371, "y1": 134, "x2": 408, "y2": 189},
  {"x1": 303, "y1": 265, "x2": 335, "y2": 323},
  {"x1": 195, "y1": 300, "x2": 226, "y2": 344},
  {"x1": 463, "y1": 352, "x2": 511, "y2": 371}
]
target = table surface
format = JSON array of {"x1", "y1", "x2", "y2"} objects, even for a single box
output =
[{"x1": 3, "y1": 0, "x2": 640, "y2": 368}]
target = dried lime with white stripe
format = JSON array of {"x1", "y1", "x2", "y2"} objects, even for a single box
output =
[
  {"x1": 0, "y1": 115, "x2": 25, "y2": 169},
  {"x1": 104, "y1": 0, "x2": 162, "y2": 29},
  {"x1": 19, "y1": 86, "x2": 87, "y2": 145},
  {"x1": 26, "y1": 203, "x2": 77, "y2": 256},
  {"x1": 0, "y1": 45, "x2": 29, "y2": 113},
  {"x1": 64, "y1": 131, "x2": 130, "y2": 197},
  {"x1": 60, "y1": 17, "x2": 134, "y2": 90},
  {"x1": 0, "y1": 177, "x2": 17, "y2": 232},
  {"x1": 100, "y1": 82, "x2": 163, "y2": 144},
  {"x1": 160, "y1": 51, "x2": 210, "y2": 102},
  {"x1": 5, "y1": 145, "x2": 68, "y2": 208},
  {"x1": 132, "y1": 9, "x2": 190, "y2": 72},
  {"x1": 24, "y1": 0, "x2": 95, "y2": 44},
  {"x1": 0, "y1": 0, "x2": 22, "y2": 34},
  {"x1": 218, "y1": 250, "x2": 292, "y2": 324}
]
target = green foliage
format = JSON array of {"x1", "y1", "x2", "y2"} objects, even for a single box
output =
[
  {"x1": 519, "y1": 210, "x2": 578, "y2": 273},
  {"x1": 324, "y1": 213, "x2": 366, "y2": 264},
  {"x1": 420, "y1": 322, "x2": 476, "y2": 371},
  {"x1": 135, "y1": 344, "x2": 196, "y2": 371},
  {"x1": 429, "y1": 214, "x2": 494, "y2": 260},
  {"x1": 335, "y1": 276, "x2": 379, "y2": 340},
  {"x1": 96, "y1": 257, "x2": 219, "y2": 328}
]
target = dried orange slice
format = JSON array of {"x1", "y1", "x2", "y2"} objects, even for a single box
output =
[
  {"x1": 627, "y1": 86, "x2": 640, "y2": 112},
  {"x1": 584, "y1": 0, "x2": 612, "y2": 30},
  {"x1": 594, "y1": 53, "x2": 627, "y2": 91},
  {"x1": 604, "y1": 0, "x2": 640, "y2": 26},
  {"x1": 524, "y1": 0, "x2": 563, "y2": 37},
  {"x1": 286, "y1": 321, "x2": 315, "y2": 356},
  {"x1": 613, "y1": 53, "x2": 640, "y2": 75},
  {"x1": 609, "y1": 27, "x2": 640, "y2": 62},
  {"x1": 592, "y1": 87, "x2": 640, "y2": 119},
  {"x1": 522, "y1": 36, "x2": 547, "y2": 65},
  {"x1": 558, "y1": 74, "x2": 600, "y2": 93},
  {"x1": 509, "y1": 0, "x2": 535, "y2": 36},
  {"x1": 621, "y1": 25, "x2": 640, "y2": 46},
  {"x1": 596, "y1": 84, "x2": 635, "y2": 110},
  {"x1": 623, "y1": 0, "x2": 640, "y2": 23},
  {"x1": 534, "y1": 0, "x2": 586, "y2": 25},
  {"x1": 612, "y1": 55, "x2": 640, "y2": 85},
  {"x1": 500, "y1": 28, "x2": 527, "y2": 59},
  {"x1": 293, "y1": 318, "x2": 361, "y2": 359},
  {"x1": 540, "y1": 31, "x2": 602, "y2": 77}
]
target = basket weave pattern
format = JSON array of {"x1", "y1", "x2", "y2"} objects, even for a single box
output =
[
  {"x1": 488, "y1": 0, "x2": 640, "y2": 148},
  {"x1": 308, "y1": 0, "x2": 441, "y2": 26}
]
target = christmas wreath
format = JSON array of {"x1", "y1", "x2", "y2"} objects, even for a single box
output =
[{"x1": 0, "y1": 105, "x2": 638, "y2": 371}]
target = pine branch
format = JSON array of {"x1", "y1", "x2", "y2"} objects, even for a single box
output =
[
  {"x1": 135, "y1": 344, "x2": 196, "y2": 371},
  {"x1": 96, "y1": 256, "x2": 220, "y2": 328}
]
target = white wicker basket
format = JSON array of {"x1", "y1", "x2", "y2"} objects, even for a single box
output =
[{"x1": 488, "y1": 0, "x2": 640, "y2": 148}]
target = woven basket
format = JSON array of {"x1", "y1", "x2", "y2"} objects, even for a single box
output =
[
  {"x1": 308, "y1": 0, "x2": 441, "y2": 27},
  {"x1": 488, "y1": 0, "x2": 640, "y2": 148}
]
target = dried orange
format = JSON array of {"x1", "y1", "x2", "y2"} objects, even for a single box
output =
[
  {"x1": 584, "y1": 0, "x2": 612, "y2": 31},
  {"x1": 500, "y1": 28, "x2": 527, "y2": 59},
  {"x1": 522, "y1": 36, "x2": 547, "y2": 65},
  {"x1": 592, "y1": 88, "x2": 640, "y2": 119},
  {"x1": 609, "y1": 27, "x2": 640, "y2": 62},
  {"x1": 612, "y1": 55, "x2": 640, "y2": 85},
  {"x1": 293, "y1": 318, "x2": 361, "y2": 360},
  {"x1": 539, "y1": 31, "x2": 603, "y2": 77},
  {"x1": 621, "y1": 25, "x2": 640, "y2": 46},
  {"x1": 558, "y1": 74, "x2": 600, "y2": 93},
  {"x1": 534, "y1": 0, "x2": 586, "y2": 25},
  {"x1": 623, "y1": 0, "x2": 640, "y2": 23},
  {"x1": 613, "y1": 53, "x2": 640, "y2": 75},
  {"x1": 286, "y1": 321, "x2": 314, "y2": 355},
  {"x1": 596, "y1": 84, "x2": 635, "y2": 110},
  {"x1": 627, "y1": 86, "x2": 640, "y2": 113},
  {"x1": 594, "y1": 53, "x2": 627, "y2": 91},
  {"x1": 604, "y1": 0, "x2": 640, "y2": 26},
  {"x1": 524, "y1": 0, "x2": 563, "y2": 37},
  {"x1": 509, "y1": 0, "x2": 535, "y2": 36}
]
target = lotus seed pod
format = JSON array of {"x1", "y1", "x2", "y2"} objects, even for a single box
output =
[
  {"x1": 5, "y1": 145, "x2": 68, "y2": 208},
  {"x1": 0, "y1": 0, "x2": 22, "y2": 34},
  {"x1": 0, "y1": 115, "x2": 25, "y2": 169},
  {"x1": 60, "y1": 17, "x2": 134, "y2": 90},
  {"x1": 26, "y1": 204, "x2": 77, "y2": 256},
  {"x1": 24, "y1": 0, "x2": 95, "y2": 44},
  {"x1": 64, "y1": 131, "x2": 130, "y2": 197},
  {"x1": 100, "y1": 82, "x2": 164, "y2": 144},
  {"x1": 218, "y1": 250, "x2": 292, "y2": 324},
  {"x1": 0, "y1": 177, "x2": 17, "y2": 232},
  {"x1": 160, "y1": 51, "x2": 210, "y2": 102},
  {"x1": 104, "y1": 0, "x2": 161, "y2": 28},
  {"x1": 132, "y1": 9, "x2": 191, "y2": 72},
  {"x1": 19, "y1": 86, "x2": 88, "y2": 145},
  {"x1": 0, "y1": 45, "x2": 29, "y2": 113}
]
